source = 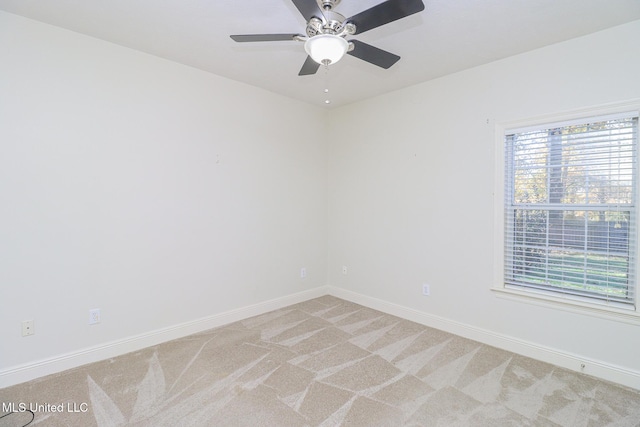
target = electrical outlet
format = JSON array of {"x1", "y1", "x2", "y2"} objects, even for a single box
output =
[
  {"x1": 22, "y1": 320, "x2": 34, "y2": 337},
  {"x1": 300, "y1": 267, "x2": 307, "y2": 278},
  {"x1": 89, "y1": 308, "x2": 101, "y2": 325},
  {"x1": 422, "y1": 284, "x2": 430, "y2": 296}
]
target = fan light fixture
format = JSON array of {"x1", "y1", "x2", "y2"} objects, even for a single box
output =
[{"x1": 304, "y1": 34, "x2": 348, "y2": 65}]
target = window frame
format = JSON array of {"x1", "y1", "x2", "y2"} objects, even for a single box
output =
[{"x1": 492, "y1": 101, "x2": 640, "y2": 324}]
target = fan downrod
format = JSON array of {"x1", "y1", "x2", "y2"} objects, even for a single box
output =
[{"x1": 319, "y1": 0, "x2": 341, "y2": 11}]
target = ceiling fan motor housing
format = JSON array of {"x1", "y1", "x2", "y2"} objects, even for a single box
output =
[{"x1": 306, "y1": 11, "x2": 355, "y2": 38}]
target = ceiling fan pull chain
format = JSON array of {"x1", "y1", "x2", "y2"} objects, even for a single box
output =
[{"x1": 323, "y1": 62, "x2": 331, "y2": 105}]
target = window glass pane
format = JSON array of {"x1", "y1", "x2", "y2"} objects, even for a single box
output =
[{"x1": 504, "y1": 116, "x2": 637, "y2": 306}]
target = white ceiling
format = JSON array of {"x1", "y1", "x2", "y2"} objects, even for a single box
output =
[{"x1": 1, "y1": 0, "x2": 639, "y2": 108}]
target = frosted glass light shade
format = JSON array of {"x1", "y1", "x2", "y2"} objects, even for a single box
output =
[{"x1": 304, "y1": 34, "x2": 348, "y2": 65}]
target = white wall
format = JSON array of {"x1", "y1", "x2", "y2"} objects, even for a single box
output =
[
  {"x1": 327, "y1": 21, "x2": 640, "y2": 381},
  {"x1": 0, "y1": 11, "x2": 327, "y2": 383}
]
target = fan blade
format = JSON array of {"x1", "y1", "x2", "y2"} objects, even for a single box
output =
[
  {"x1": 347, "y1": 0, "x2": 425, "y2": 35},
  {"x1": 230, "y1": 34, "x2": 302, "y2": 42},
  {"x1": 291, "y1": 0, "x2": 325, "y2": 21},
  {"x1": 299, "y1": 56, "x2": 321, "y2": 76},
  {"x1": 347, "y1": 40, "x2": 400, "y2": 69}
]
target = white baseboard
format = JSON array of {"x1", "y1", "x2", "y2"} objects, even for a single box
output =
[
  {"x1": 4, "y1": 285, "x2": 639, "y2": 391},
  {"x1": 327, "y1": 286, "x2": 640, "y2": 391},
  {"x1": 0, "y1": 286, "x2": 329, "y2": 389}
]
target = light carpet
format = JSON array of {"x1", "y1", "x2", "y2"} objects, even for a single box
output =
[{"x1": 1, "y1": 295, "x2": 640, "y2": 426}]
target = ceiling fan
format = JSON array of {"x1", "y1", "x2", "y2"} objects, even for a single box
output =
[{"x1": 230, "y1": 0, "x2": 425, "y2": 76}]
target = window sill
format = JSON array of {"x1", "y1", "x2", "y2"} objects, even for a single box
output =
[{"x1": 491, "y1": 286, "x2": 640, "y2": 325}]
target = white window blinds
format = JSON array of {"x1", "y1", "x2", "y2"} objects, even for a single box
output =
[{"x1": 504, "y1": 114, "x2": 638, "y2": 307}]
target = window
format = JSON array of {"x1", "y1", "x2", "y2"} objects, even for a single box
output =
[{"x1": 502, "y1": 112, "x2": 638, "y2": 310}]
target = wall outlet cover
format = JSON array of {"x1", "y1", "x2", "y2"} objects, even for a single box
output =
[
  {"x1": 22, "y1": 320, "x2": 34, "y2": 337},
  {"x1": 89, "y1": 308, "x2": 101, "y2": 325},
  {"x1": 422, "y1": 284, "x2": 430, "y2": 296}
]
